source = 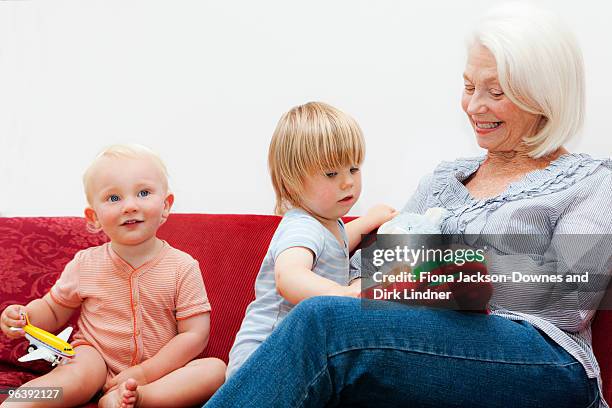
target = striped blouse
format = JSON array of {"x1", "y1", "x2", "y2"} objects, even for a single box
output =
[{"x1": 352, "y1": 153, "x2": 611, "y2": 407}]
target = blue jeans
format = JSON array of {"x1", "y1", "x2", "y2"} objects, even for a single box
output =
[{"x1": 205, "y1": 297, "x2": 600, "y2": 407}]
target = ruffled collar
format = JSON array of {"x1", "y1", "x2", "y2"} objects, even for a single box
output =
[{"x1": 431, "y1": 153, "x2": 611, "y2": 209}]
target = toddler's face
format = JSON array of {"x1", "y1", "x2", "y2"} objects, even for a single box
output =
[
  {"x1": 300, "y1": 164, "x2": 362, "y2": 221},
  {"x1": 85, "y1": 156, "x2": 173, "y2": 247}
]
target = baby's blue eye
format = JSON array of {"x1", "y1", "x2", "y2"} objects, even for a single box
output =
[
  {"x1": 350, "y1": 167, "x2": 360, "y2": 174},
  {"x1": 137, "y1": 190, "x2": 150, "y2": 198},
  {"x1": 325, "y1": 172, "x2": 337, "y2": 178},
  {"x1": 108, "y1": 195, "x2": 120, "y2": 202}
]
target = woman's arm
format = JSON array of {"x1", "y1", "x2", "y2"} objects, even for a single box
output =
[{"x1": 491, "y1": 170, "x2": 612, "y2": 329}]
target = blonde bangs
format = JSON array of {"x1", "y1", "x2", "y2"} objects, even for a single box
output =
[{"x1": 268, "y1": 102, "x2": 365, "y2": 215}]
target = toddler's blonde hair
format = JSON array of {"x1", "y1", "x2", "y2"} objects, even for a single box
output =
[
  {"x1": 268, "y1": 102, "x2": 365, "y2": 215},
  {"x1": 83, "y1": 144, "x2": 169, "y2": 205}
]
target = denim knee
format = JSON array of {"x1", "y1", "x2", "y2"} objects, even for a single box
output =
[
  {"x1": 292, "y1": 296, "x2": 351, "y2": 321},
  {"x1": 287, "y1": 296, "x2": 357, "y2": 342}
]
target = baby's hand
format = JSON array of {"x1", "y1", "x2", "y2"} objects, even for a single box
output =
[
  {"x1": 364, "y1": 204, "x2": 398, "y2": 229},
  {"x1": 0, "y1": 305, "x2": 27, "y2": 339}
]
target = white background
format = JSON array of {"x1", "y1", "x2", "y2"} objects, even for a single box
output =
[{"x1": 1, "y1": 0, "x2": 610, "y2": 217}]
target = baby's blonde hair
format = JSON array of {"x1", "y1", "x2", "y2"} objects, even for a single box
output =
[
  {"x1": 83, "y1": 144, "x2": 169, "y2": 204},
  {"x1": 268, "y1": 102, "x2": 365, "y2": 215}
]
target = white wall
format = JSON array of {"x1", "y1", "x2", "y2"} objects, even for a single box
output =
[{"x1": 1, "y1": 0, "x2": 610, "y2": 217}]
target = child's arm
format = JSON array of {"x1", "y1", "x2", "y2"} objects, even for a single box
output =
[
  {"x1": 0, "y1": 294, "x2": 76, "y2": 338},
  {"x1": 345, "y1": 204, "x2": 398, "y2": 252},
  {"x1": 275, "y1": 247, "x2": 360, "y2": 305},
  {"x1": 104, "y1": 312, "x2": 210, "y2": 392}
]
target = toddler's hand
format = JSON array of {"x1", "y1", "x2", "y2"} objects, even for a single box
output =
[
  {"x1": 364, "y1": 204, "x2": 398, "y2": 229},
  {"x1": 329, "y1": 283, "x2": 362, "y2": 298},
  {"x1": 104, "y1": 364, "x2": 147, "y2": 393},
  {"x1": 0, "y1": 305, "x2": 27, "y2": 339}
]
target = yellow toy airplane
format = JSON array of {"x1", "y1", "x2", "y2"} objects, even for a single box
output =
[{"x1": 10, "y1": 313, "x2": 75, "y2": 366}]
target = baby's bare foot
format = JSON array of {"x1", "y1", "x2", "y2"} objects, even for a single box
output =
[
  {"x1": 119, "y1": 379, "x2": 139, "y2": 408},
  {"x1": 98, "y1": 379, "x2": 139, "y2": 408}
]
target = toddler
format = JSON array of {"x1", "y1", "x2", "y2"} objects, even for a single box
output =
[
  {"x1": 0, "y1": 145, "x2": 226, "y2": 408},
  {"x1": 227, "y1": 102, "x2": 397, "y2": 377}
]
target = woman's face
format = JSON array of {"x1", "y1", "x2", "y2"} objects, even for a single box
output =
[{"x1": 461, "y1": 44, "x2": 542, "y2": 153}]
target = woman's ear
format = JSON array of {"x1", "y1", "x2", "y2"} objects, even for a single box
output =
[
  {"x1": 160, "y1": 193, "x2": 175, "y2": 225},
  {"x1": 84, "y1": 207, "x2": 101, "y2": 232}
]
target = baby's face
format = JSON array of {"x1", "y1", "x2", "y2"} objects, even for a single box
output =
[{"x1": 85, "y1": 156, "x2": 172, "y2": 247}]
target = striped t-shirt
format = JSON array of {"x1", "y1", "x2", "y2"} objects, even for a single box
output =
[
  {"x1": 50, "y1": 240, "x2": 211, "y2": 375},
  {"x1": 399, "y1": 153, "x2": 611, "y2": 408},
  {"x1": 227, "y1": 208, "x2": 350, "y2": 377}
]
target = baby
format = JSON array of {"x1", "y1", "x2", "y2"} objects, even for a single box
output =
[
  {"x1": 0, "y1": 145, "x2": 226, "y2": 408},
  {"x1": 227, "y1": 102, "x2": 397, "y2": 377}
]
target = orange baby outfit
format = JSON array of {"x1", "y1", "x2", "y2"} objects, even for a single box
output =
[{"x1": 50, "y1": 241, "x2": 210, "y2": 375}]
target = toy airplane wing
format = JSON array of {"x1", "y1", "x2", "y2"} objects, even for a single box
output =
[
  {"x1": 18, "y1": 347, "x2": 53, "y2": 363},
  {"x1": 56, "y1": 326, "x2": 73, "y2": 342}
]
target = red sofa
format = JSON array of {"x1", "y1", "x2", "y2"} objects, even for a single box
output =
[{"x1": 1, "y1": 214, "x2": 611, "y2": 406}]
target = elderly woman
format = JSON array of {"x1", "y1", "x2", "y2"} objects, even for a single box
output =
[{"x1": 206, "y1": 4, "x2": 611, "y2": 408}]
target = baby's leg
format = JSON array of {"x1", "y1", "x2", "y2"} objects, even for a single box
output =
[
  {"x1": 107, "y1": 357, "x2": 226, "y2": 408},
  {"x1": 1, "y1": 345, "x2": 107, "y2": 408}
]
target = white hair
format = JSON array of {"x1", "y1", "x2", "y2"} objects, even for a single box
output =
[{"x1": 467, "y1": 3, "x2": 585, "y2": 158}]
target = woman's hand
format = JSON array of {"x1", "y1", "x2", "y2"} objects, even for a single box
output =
[{"x1": 0, "y1": 305, "x2": 27, "y2": 339}]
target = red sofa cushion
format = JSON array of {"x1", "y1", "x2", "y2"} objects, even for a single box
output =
[
  {"x1": 593, "y1": 311, "x2": 612, "y2": 404},
  {"x1": 0, "y1": 217, "x2": 109, "y2": 377},
  {"x1": 0, "y1": 215, "x2": 280, "y2": 372},
  {"x1": 1, "y1": 214, "x2": 610, "y2": 405},
  {"x1": 156, "y1": 214, "x2": 281, "y2": 362}
]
